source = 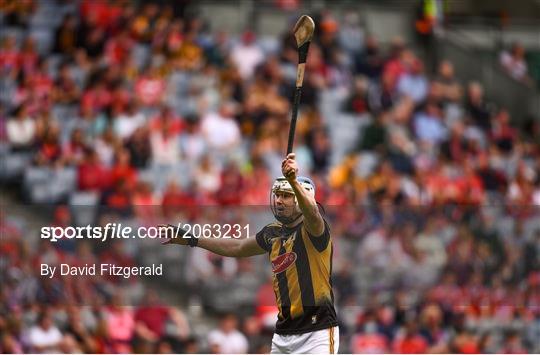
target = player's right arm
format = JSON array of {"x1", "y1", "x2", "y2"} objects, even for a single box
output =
[{"x1": 159, "y1": 225, "x2": 266, "y2": 257}]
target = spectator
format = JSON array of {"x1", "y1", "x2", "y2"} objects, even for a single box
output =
[
  {"x1": 0, "y1": 333, "x2": 24, "y2": 354},
  {"x1": 6, "y1": 104, "x2": 35, "y2": 151},
  {"x1": 355, "y1": 35, "x2": 384, "y2": 80},
  {"x1": 110, "y1": 82, "x2": 132, "y2": 113},
  {"x1": 164, "y1": 19, "x2": 184, "y2": 57},
  {"x1": 502, "y1": 331, "x2": 528, "y2": 354},
  {"x1": 367, "y1": 71, "x2": 399, "y2": 114},
  {"x1": 414, "y1": 101, "x2": 447, "y2": 145},
  {"x1": 186, "y1": 244, "x2": 238, "y2": 293},
  {"x1": 338, "y1": 12, "x2": 365, "y2": 56},
  {"x1": 59, "y1": 334, "x2": 85, "y2": 354},
  {"x1": 77, "y1": 148, "x2": 110, "y2": 191},
  {"x1": 182, "y1": 337, "x2": 200, "y2": 354},
  {"x1": 149, "y1": 106, "x2": 184, "y2": 136},
  {"x1": 94, "y1": 128, "x2": 119, "y2": 167},
  {"x1": 173, "y1": 30, "x2": 204, "y2": 71},
  {"x1": 130, "y1": 3, "x2": 160, "y2": 43},
  {"x1": 103, "y1": 293, "x2": 135, "y2": 353},
  {"x1": 36, "y1": 125, "x2": 63, "y2": 166},
  {"x1": 332, "y1": 261, "x2": 357, "y2": 307},
  {"x1": 397, "y1": 59, "x2": 428, "y2": 104},
  {"x1": 110, "y1": 149, "x2": 137, "y2": 189},
  {"x1": 113, "y1": 102, "x2": 146, "y2": 141},
  {"x1": 419, "y1": 303, "x2": 448, "y2": 352},
  {"x1": 465, "y1": 81, "x2": 491, "y2": 132},
  {"x1": 358, "y1": 225, "x2": 392, "y2": 270},
  {"x1": 0, "y1": 35, "x2": 20, "y2": 74},
  {"x1": 242, "y1": 158, "x2": 271, "y2": 204},
  {"x1": 53, "y1": 62, "x2": 81, "y2": 105},
  {"x1": 523, "y1": 231, "x2": 540, "y2": 275},
  {"x1": 500, "y1": 43, "x2": 531, "y2": 83},
  {"x1": 432, "y1": 60, "x2": 462, "y2": 104},
  {"x1": 102, "y1": 179, "x2": 133, "y2": 216},
  {"x1": 231, "y1": 30, "x2": 264, "y2": 80},
  {"x1": 19, "y1": 37, "x2": 39, "y2": 75},
  {"x1": 161, "y1": 180, "x2": 198, "y2": 218},
  {"x1": 0, "y1": 0, "x2": 35, "y2": 27},
  {"x1": 193, "y1": 154, "x2": 221, "y2": 196},
  {"x1": 306, "y1": 126, "x2": 332, "y2": 173},
  {"x1": 415, "y1": 219, "x2": 447, "y2": 272},
  {"x1": 201, "y1": 102, "x2": 241, "y2": 151},
  {"x1": 54, "y1": 14, "x2": 80, "y2": 55},
  {"x1": 241, "y1": 316, "x2": 270, "y2": 354},
  {"x1": 179, "y1": 114, "x2": 206, "y2": 163},
  {"x1": 318, "y1": 11, "x2": 341, "y2": 64},
  {"x1": 350, "y1": 312, "x2": 389, "y2": 353},
  {"x1": 27, "y1": 311, "x2": 63, "y2": 353},
  {"x1": 392, "y1": 318, "x2": 429, "y2": 354},
  {"x1": 490, "y1": 108, "x2": 517, "y2": 154},
  {"x1": 357, "y1": 113, "x2": 388, "y2": 152},
  {"x1": 207, "y1": 314, "x2": 249, "y2": 354},
  {"x1": 132, "y1": 181, "x2": 159, "y2": 221},
  {"x1": 62, "y1": 106, "x2": 107, "y2": 141},
  {"x1": 135, "y1": 66, "x2": 167, "y2": 107},
  {"x1": 440, "y1": 120, "x2": 468, "y2": 163},
  {"x1": 71, "y1": 48, "x2": 93, "y2": 89},
  {"x1": 475, "y1": 152, "x2": 507, "y2": 193},
  {"x1": 104, "y1": 29, "x2": 134, "y2": 66},
  {"x1": 150, "y1": 117, "x2": 180, "y2": 166},
  {"x1": 215, "y1": 162, "x2": 244, "y2": 205},
  {"x1": 62, "y1": 128, "x2": 87, "y2": 166},
  {"x1": 344, "y1": 76, "x2": 369, "y2": 114},
  {"x1": 245, "y1": 80, "x2": 289, "y2": 119},
  {"x1": 450, "y1": 328, "x2": 480, "y2": 354},
  {"x1": 507, "y1": 161, "x2": 536, "y2": 205},
  {"x1": 81, "y1": 81, "x2": 111, "y2": 113},
  {"x1": 64, "y1": 307, "x2": 100, "y2": 353},
  {"x1": 384, "y1": 46, "x2": 414, "y2": 83},
  {"x1": 386, "y1": 127, "x2": 416, "y2": 175},
  {"x1": 134, "y1": 290, "x2": 190, "y2": 350},
  {"x1": 126, "y1": 127, "x2": 151, "y2": 169}
]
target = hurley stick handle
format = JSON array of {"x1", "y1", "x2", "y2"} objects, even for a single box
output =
[{"x1": 287, "y1": 86, "x2": 303, "y2": 155}]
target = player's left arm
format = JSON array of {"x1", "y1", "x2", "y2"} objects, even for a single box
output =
[{"x1": 282, "y1": 153, "x2": 325, "y2": 237}]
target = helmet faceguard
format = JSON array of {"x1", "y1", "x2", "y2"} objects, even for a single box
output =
[{"x1": 270, "y1": 177, "x2": 316, "y2": 224}]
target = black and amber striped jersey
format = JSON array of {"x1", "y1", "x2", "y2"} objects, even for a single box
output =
[{"x1": 256, "y1": 219, "x2": 338, "y2": 335}]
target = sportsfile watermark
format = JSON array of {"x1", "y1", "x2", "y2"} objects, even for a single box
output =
[{"x1": 40, "y1": 223, "x2": 251, "y2": 243}]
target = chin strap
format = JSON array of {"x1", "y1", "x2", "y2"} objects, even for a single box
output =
[{"x1": 275, "y1": 211, "x2": 303, "y2": 225}]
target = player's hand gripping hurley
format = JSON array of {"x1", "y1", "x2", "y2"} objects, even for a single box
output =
[{"x1": 286, "y1": 15, "x2": 315, "y2": 155}]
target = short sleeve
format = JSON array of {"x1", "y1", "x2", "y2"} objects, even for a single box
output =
[
  {"x1": 304, "y1": 219, "x2": 331, "y2": 252},
  {"x1": 255, "y1": 226, "x2": 272, "y2": 252}
]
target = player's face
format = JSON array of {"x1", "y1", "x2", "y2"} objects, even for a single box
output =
[{"x1": 274, "y1": 191, "x2": 296, "y2": 218}]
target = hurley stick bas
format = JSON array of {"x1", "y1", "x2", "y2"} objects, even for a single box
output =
[{"x1": 286, "y1": 15, "x2": 315, "y2": 155}]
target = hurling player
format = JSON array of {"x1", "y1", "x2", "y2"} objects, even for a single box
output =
[{"x1": 161, "y1": 153, "x2": 338, "y2": 354}]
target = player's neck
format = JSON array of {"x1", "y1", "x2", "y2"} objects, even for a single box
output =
[{"x1": 283, "y1": 214, "x2": 303, "y2": 229}]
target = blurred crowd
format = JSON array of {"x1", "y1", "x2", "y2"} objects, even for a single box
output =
[
  {"x1": 499, "y1": 42, "x2": 535, "y2": 87},
  {"x1": 1, "y1": 0, "x2": 539, "y2": 353}
]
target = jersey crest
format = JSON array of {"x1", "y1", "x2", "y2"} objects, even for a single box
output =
[{"x1": 271, "y1": 252, "x2": 297, "y2": 274}]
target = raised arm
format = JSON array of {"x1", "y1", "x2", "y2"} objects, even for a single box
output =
[
  {"x1": 281, "y1": 153, "x2": 325, "y2": 236},
  {"x1": 197, "y1": 236, "x2": 265, "y2": 257},
  {"x1": 160, "y1": 225, "x2": 266, "y2": 257}
]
